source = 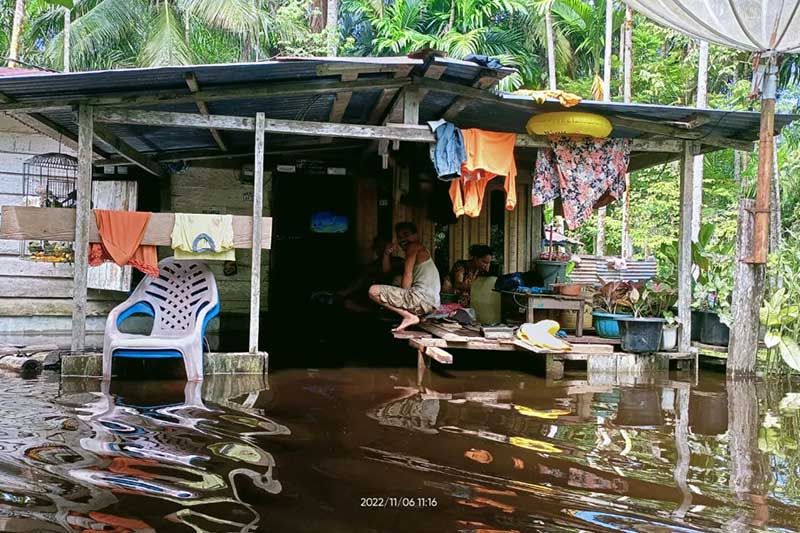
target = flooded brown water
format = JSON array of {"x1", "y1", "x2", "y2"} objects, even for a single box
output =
[{"x1": 2, "y1": 368, "x2": 800, "y2": 532}]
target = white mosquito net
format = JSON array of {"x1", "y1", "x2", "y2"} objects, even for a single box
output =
[{"x1": 622, "y1": 0, "x2": 800, "y2": 53}]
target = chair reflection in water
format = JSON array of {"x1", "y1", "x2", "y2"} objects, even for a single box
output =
[{"x1": 72, "y1": 378, "x2": 286, "y2": 532}]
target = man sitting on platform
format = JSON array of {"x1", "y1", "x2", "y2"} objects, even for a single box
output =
[
  {"x1": 369, "y1": 222, "x2": 441, "y2": 332},
  {"x1": 337, "y1": 236, "x2": 403, "y2": 313}
]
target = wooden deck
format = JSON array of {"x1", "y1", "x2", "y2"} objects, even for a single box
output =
[{"x1": 396, "y1": 320, "x2": 698, "y2": 383}]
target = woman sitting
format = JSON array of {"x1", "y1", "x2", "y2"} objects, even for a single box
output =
[{"x1": 443, "y1": 244, "x2": 494, "y2": 306}]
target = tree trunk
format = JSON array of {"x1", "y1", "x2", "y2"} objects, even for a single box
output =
[
  {"x1": 446, "y1": 1, "x2": 456, "y2": 33},
  {"x1": 618, "y1": 8, "x2": 625, "y2": 97},
  {"x1": 7, "y1": 0, "x2": 25, "y2": 68},
  {"x1": 769, "y1": 141, "x2": 781, "y2": 254},
  {"x1": 622, "y1": 7, "x2": 632, "y2": 102},
  {"x1": 602, "y1": 0, "x2": 613, "y2": 102},
  {"x1": 596, "y1": 0, "x2": 614, "y2": 257},
  {"x1": 595, "y1": 208, "x2": 606, "y2": 256},
  {"x1": 63, "y1": 7, "x2": 71, "y2": 73},
  {"x1": 326, "y1": 0, "x2": 339, "y2": 56},
  {"x1": 620, "y1": 7, "x2": 633, "y2": 257},
  {"x1": 310, "y1": 0, "x2": 326, "y2": 33},
  {"x1": 545, "y1": 7, "x2": 557, "y2": 90},
  {"x1": 725, "y1": 380, "x2": 770, "y2": 531},
  {"x1": 729, "y1": 199, "x2": 765, "y2": 377},
  {"x1": 691, "y1": 41, "x2": 708, "y2": 242}
]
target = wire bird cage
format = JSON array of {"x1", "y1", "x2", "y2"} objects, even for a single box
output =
[{"x1": 20, "y1": 152, "x2": 78, "y2": 263}]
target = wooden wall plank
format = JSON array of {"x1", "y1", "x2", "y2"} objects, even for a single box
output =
[
  {"x1": 0, "y1": 206, "x2": 273, "y2": 249},
  {"x1": 0, "y1": 297, "x2": 117, "y2": 317},
  {"x1": 0, "y1": 277, "x2": 120, "y2": 299},
  {"x1": 169, "y1": 163, "x2": 271, "y2": 314}
]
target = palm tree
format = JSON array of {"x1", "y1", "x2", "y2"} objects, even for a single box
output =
[
  {"x1": 25, "y1": 0, "x2": 316, "y2": 71},
  {"x1": 550, "y1": 0, "x2": 610, "y2": 78},
  {"x1": 341, "y1": 0, "x2": 563, "y2": 90},
  {"x1": 544, "y1": 1, "x2": 557, "y2": 89},
  {"x1": 7, "y1": 0, "x2": 26, "y2": 67},
  {"x1": 326, "y1": 0, "x2": 339, "y2": 55}
]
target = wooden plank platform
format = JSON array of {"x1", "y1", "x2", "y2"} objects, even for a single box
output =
[
  {"x1": 564, "y1": 334, "x2": 620, "y2": 345},
  {"x1": 60, "y1": 351, "x2": 268, "y2": 377},
  {"x1": 692, "y1": 340, "x2": 728, "y2": 354},
  {"x1": 400, "y1": 320, "x2": 698, "y2": 383}
]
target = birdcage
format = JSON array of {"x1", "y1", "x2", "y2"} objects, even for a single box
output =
[{"x1": 20, "y1": 152, "x2": 78, "y2": 263}]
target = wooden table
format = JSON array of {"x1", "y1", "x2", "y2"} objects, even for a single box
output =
[{"x1": 499, "y1": 291, "x2": 586, "y2": 337}]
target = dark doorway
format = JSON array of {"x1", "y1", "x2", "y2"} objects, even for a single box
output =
[{"x1": 269, "y1": 167, "x2": 358, "y2": 336}]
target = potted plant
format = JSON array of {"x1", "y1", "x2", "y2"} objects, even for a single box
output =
[
  {"x1": 697, "y1": 267, "x2": 732, "y2": 347},
  {"x1": 617, "y1": 281, "x2": 677, "y2": 353},
  {"x1": 591, "y1": 279, "x2": 633, "y2": 339},
  {"x1": 534, "y1": 251, "x2": 572, "y2": 289},
  {"x1": 661, "y1": 311, "x2": 680, "y2": 351}
]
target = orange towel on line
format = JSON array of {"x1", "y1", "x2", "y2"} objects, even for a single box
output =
[
  {"x1": 449, "y1": 129, "x2": 517, "y2": 217},
  {"x1": 89, "y1": 209, "x2": 159, "y2": 277}
]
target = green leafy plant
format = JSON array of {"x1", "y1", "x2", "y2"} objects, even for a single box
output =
[
  {"x1": 761, "y1": 288, "x2": 800, "y2": 373},
  {"x1": 628, "y1": 281, "x2": 677, "y2": 318},
  {"x1": 592, "y1": 279, "x2": 633, "y2": 314},
  {"x1": 759, "y1": 169, "x2": 800, "y2": 374},
  {"x1": 663, "y1": 310, "x2": 681, "y2": 328}
]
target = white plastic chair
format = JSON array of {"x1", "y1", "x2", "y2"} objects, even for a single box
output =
[{"x1": 103, "y1": 257, "x2": 220, "y2": 381}]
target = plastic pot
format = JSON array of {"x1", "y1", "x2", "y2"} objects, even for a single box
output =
[
  {"x1": 592, "y1": 311, "x2": 632, "y2": 339},
  {"x1": 689, "y1": 390, "x2": 728, "y2": 435},
  {"x1": 617, "y1": 317, "x2": 665, "y2": 353},
  {"x1": 661, "y1": 325, "x2": 678, "y2": 351},
  {"x1": 534, "y1": 260, "x2": 568, "y2": 289},
  {"x1": 553, "y1": 283, "x2": 582, "y2": 297},
  {"x1": 615, "y1": 388, "x2": 664, "y2": 427},
  {"x1": 691, "y1": 310, "x2": 702, "y2": 341},
  {"x1": 700, "y1": 311, "x2": 730, "y2": 347}
]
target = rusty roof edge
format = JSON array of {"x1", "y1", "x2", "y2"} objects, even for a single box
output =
[{"x1": 499, "y1": 92, "x2": 798, "y2": 125}]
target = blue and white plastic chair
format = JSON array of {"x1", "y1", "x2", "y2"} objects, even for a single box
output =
[{"x1": 103, "y1": 257, "x2": 220, "y2": 381}]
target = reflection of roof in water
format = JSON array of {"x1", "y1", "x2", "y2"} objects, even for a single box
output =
[{"x1": 370, "y1": 394, "x2": 441, "y2": 433}]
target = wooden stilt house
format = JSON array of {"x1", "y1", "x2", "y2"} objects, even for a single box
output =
[{"x1": 0, "y1": 55, "x2": 793, "y2": 361}]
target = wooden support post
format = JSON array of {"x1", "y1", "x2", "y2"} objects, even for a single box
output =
[
  {"x1": 672, "y1": 387, "x2": 692, "y2": 518},
  {"x1": 728, "y1": 199, "x2": 766, "y2": 377},
  {"x1": 691, "y1": 41, "x2": 709, "y2": 242},
  {"x1": 71, "y1": 104, "x2": 93, "y2": 353},
  {"x1": 747, "y1": 59, "x2": 778, "y2": 264},
  {"x1": 677, "y1": 142, "x2": 695, "y2": 353},
  {"x1": 545, "y1": 355, "x2": 565, "y2": 380},
  {"x1": 249, "y1": 112, "x2": 266, "y2": 354},
  {"x1": 727, "y1": 379, "x2": 762, "y2": 499}
]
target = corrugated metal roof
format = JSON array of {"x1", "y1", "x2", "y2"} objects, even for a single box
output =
[
  {"x1": 570, "y1": 256, "x2": 658, "y2": 285},
  {"x1": 0, "y1": 55, "x2": 794, "y2": 169}
]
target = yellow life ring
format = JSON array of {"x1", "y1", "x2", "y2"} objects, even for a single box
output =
[{"x1": 526, "y1": 111, "x2": 612, "y2": 138}]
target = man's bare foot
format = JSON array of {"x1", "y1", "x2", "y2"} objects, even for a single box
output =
[{"x1": 392, "y1": 315, "x2": 420, "y2": 332}]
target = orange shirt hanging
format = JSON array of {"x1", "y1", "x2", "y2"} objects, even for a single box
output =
[
  {"x1": 89, "y1": 210, "x2": 159, "y2": 277},
  {"x1": 449, "y1": 129, "x2": 517, "y2": 217}
]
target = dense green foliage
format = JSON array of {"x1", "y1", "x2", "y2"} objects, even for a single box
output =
[{"x1": 2, "y1": 0, "x2": 800, "y2": 369}]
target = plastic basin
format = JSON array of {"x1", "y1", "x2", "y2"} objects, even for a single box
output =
[
  {"x1": 617, "y1": 317, "x2": 665, "y2": 353},
  {"x1": 700, "y1": 311, "x2": 730, "y2": 347},
  {"x1": 592, "y1": 311, "x2": 631, "y2": 339}
]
